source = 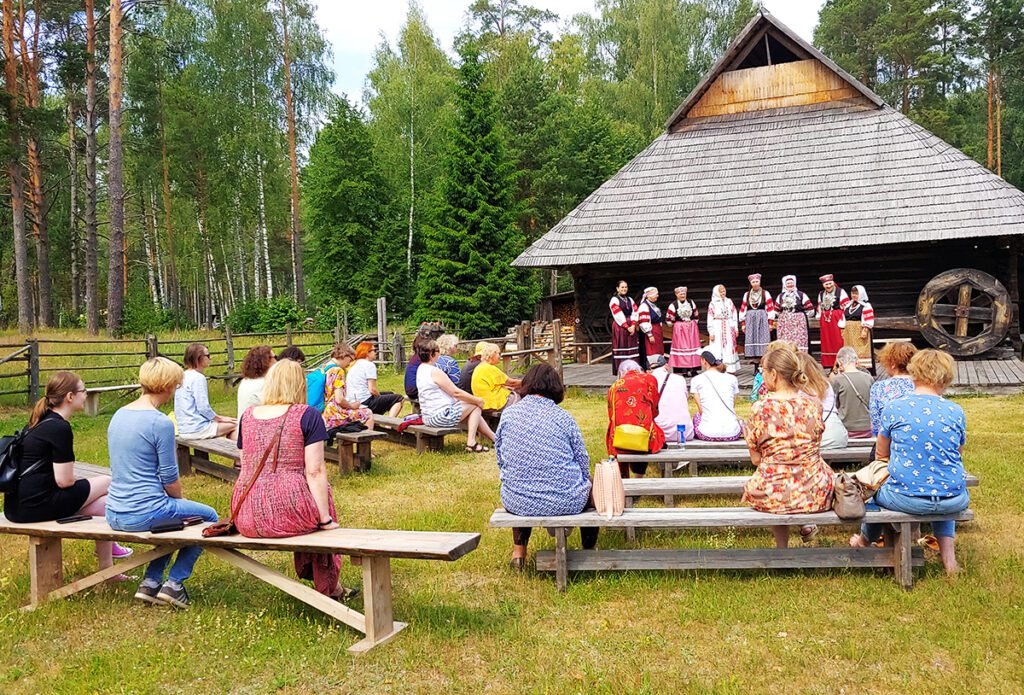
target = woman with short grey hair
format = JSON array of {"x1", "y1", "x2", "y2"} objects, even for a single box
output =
[{"x1": 829, "y1": 347, "x2": 874, "y2": 438}]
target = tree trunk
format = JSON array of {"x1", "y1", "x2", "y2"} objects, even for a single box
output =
[
  {"x1": 68, "y1": 102, "x2": 81, "y2": 317},
  {"x1": 158, "y1": 89, "x2": 178, "y2": 311},
  {"x1": 84, "y1": 0, "x2": 99, "y2": 333},
  {"x1": 255, "y1": 152, "x2": 272, "y2": 297},
  {"x1": 106, "y1": 0, "x2": 125, "y2": 335},
  {"x1": 280, "y1": 0, "x2": 305, "y2": 304},
  {"x1": 407, "y1": 42, "x2": 416, "y2": 276},
  {"x1": 996, "y1": 72, "x2": 1002, "y2": 177},
  {"x1": 987, "y1": 69, "x2": 993, "y2": 170},
  {"x1": 150, "y1": 189, "x2": 166, "y2": 307},
  {"x1": 2, "y1": 0, "x2": 33, "y2": 332},
  {"x1": 141, "y1": 190, "x2": 159, "y2": 307}
]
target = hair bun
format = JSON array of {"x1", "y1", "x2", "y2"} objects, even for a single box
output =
[{"x1": 791, "y1": 366, "x2": 809, "y2": 387}]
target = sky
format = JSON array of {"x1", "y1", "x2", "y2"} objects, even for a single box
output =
[{"x1": 316, "y1": 0, "x2": 826, "y2": 104}]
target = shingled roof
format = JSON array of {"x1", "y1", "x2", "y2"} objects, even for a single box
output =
[{"x1": 513, "y1": 12, "x2": 1024, "y2": 269}]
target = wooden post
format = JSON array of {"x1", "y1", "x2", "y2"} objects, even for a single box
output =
[
  {"x1": 224, "y1": 326, "x2": 235, "y2": 374},
  {"x1": 286, "y1": 324, "x2": 293, "y2": 347},
  {"x1": 893, "y1": 522, "x2": 914, "y2": 590},
  {"x1": 376, "y1": 297, "x2": 387, "y2": 350},
  {"x1": 392, "y1": 332, "x2": 403, "y2": 369},
  {"x1": 555, "y1": 528, "x2": 568, "y2": 592},
  {"x1": 551, "y1": 318, "x2": 563, "y2": 379},
  {"x1": 342, "y1": 306, "x2": 349, "y2": 342},
  {"x1": 358, "y1": 556, "x2": 397, "y2": 648},
  {"x1": 27, "y1": 340, "x2": 39, "y2": 405},
  {"x1": 145, "y1": 333, "x2": 159, "y2": 359},
  {"x1": 28, "y1": 536, "x2": 63, "y2": 608}
]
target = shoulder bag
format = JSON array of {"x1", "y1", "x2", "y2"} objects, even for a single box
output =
[
  {"x1": 592, "y1": 458, "x2": 625, "y2": 519},
  {"x1": 203, "y1": 406, "x2": 292, "y2": 537},
  {"x1": 841, "y1": 373, "x2": 870, "y2": 411}
]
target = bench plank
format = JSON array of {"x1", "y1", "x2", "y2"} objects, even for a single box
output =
[
  {"x1": 84, "y1": 384, "x2": 141, "y2": 416},
  {"x1": 679, "y1": 438, "x2": 875, "y2": 449},
  {"x1": 534, "y1": 547, "x2": 925, "y2": 571},
  {"x1": 374, "y1": 415, "x2": 462, "y2": 453},
  {"x1": 489, "y1": 507, "x2": 974, "y2": 529},
  {"x1": 617, "y1": 448, "x2": 872, "y2": 464},
  {"x1": 621, "y1": 474, "x2": 980, "y2": 498}
]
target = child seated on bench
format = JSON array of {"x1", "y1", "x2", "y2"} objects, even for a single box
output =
[{"x1": 107, "y1": 357, "x2": 219, "y2": 609}]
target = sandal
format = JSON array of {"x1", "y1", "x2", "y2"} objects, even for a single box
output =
[
  {"x1": 917, "y1": 534, "x2": 940, "y2": 552},
  {"x1": 799, "y1": 525, "x2": 818, "y2": 543},
  {"x1": 330, "y1": 586, "x2": 360, "y2": 603},
  {"x1": 465, "y1": 443, "x2": 490, "y2": 453}
]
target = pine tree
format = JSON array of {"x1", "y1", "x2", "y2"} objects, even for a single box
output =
[{"x1": 415, "y1": 39, "x2": 538, "y2": 338}]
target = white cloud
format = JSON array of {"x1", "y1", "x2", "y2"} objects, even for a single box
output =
[{"x1": 317, "y1": 0, "x2": 824, "y2": 105}]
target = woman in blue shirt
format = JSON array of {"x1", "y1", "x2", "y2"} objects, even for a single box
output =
[
  {"x1": 174, "y1": 343, "x2": 237, "y2": 439},
  {"x1": 850, "y1": 349, "x2": 968, "y2": 575},
  {"x1": 494, "y1": 363, "x2": 595, "y2": 571}
]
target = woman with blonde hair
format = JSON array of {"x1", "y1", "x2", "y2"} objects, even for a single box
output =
[
  {"x1": 4, "y1": 371, "x2": 132, "y2": 573},
  {"x1": 232, "y1": 359, "x2": 358, "y2": 600},
  {"x1": 795, "y1": 351, "x2": 848, "y2": 450},
  {"x1": 743, "y1": 347, "x2": 834, "y2": 548},
  {"x1": 107, "y1": 357, "x2": 219, "y2": 608},
  {"x1": 435, "y1": 334, "x2": 462, "y2": 383},
  {"x1": 851, "y1": 349, "x2": 968, "y2": 575},
  {"x1": 417, "y1": 340, "x2": 496, "y2": 453}
]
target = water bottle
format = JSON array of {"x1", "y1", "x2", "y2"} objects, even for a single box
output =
[{"x1": 677, "y1": 424, "x2": 687, "y2": 447}]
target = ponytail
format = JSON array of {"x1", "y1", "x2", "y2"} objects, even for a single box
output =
[{"x1": 29, "y1": 371, "x2": 83, "y2": 427}]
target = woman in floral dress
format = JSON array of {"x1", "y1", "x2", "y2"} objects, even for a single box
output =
[
  {"x1": 323, "y1": 353, "x2": 374, "y2": 432},
  {"x1": 605, "y1": 360, "x2": 666, "y2": 477},
  {"x1": 743, "y1": 347, "x2": 834, "y2": 548}
]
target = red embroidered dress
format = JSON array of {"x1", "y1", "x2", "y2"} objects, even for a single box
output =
[
  {"x1": 232, "y1": 405, "x2": 341, "y2": 595},
  {"x1": 605, "y1": 371, "x2": 666, "y2": 457}
]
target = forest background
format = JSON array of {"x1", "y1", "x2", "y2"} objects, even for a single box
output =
[{"x1": 0, "y1": 0, "x2": 1021, "y2": 340}]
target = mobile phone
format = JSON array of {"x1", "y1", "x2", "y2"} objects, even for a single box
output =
[
  {"x1": 56, "y1": 514, "x2": 92, "y2": 524},
  {"x1": 181, "y1": 515, "x2": 205, "y2": 526}
]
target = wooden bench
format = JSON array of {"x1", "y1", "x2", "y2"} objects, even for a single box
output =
[
  {"x1": 489, "y1": 507, "x2": 974, "y2": 591},
  {"x1": 374, "y1": 415, "x2": 464, "y2": 454},
  {"x1": 84, "y1": 384, "x2": 141, "y2": 416},
  {"x1": 176, "y1": 430, "x2": 387, "y2": 480},
  {"x1": 0, "y1": 514, "x2": 479, "y2": 654},
  {"x1": 678, "y1": 437, "x2": 875, "y2": 450}
]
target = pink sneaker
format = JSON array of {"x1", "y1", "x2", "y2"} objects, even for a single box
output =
[{"x1": 112, "y1": 543, "x2": 134, "y2": 559}]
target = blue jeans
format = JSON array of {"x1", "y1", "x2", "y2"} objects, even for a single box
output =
[
  {"x1": 107, "y1": 498, "x2": 218, "y2": 585},
  {"x1": 861, "y1": 485, "x2": 969, "y2": 541}
]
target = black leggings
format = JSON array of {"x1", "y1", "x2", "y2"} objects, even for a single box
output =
[{"x1": 513, "y1": 526, "x2": 598, "y2": 550}]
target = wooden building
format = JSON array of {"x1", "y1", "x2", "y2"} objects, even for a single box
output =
[{"x1": 514, "y1": 11, "x2": 1024, "y2": 357}]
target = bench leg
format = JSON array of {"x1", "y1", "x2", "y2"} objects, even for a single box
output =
[
  {"x1": 892, "y1": 522, "x2": 914, "y2": 590},
  {"x1": 176, "y1": 444, "x2": 193, "y2": 477},
  {"x1": 33, "y1": 546, "x2": 175, "y2": 607},
  {"x1": 415, "y1": 434, "x2": 428, "y2": 454},
  {"x1": 28, "y1": 537, "x2": 63, "y2": 608},
  {"x1": 84, "y1": 393, "x2": 100, "y2": 416},
  {"x1": 355, "y1": 441, "x2": 372, "y2": 472},
  {"x1": 350, "y1": 556, "x2": 406, "y2": 654},
  {"x1": 625, "y1": 497, "x2": 636, "y2": 543},
  {"x1": 555, "y1": 528, "x2": 568, "y2": 592},
  {"x1": 337, "y1": 444, "x2": 356, "y2": 475},
  {"x1": 661, "y1": 462, "x2": 674, "y2": 507}
]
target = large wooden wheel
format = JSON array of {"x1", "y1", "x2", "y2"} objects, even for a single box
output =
[{"x1": 916, "y1": 269, "x2": 1011, "y2": 356}]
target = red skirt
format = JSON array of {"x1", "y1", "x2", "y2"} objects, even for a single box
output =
[
  {"x1": 669, "y1": 321, "x2": 701, "y2": 369},
  {"x1": 819, "y1": 310, "x2": 845, "y2": 368},
  {"x1": 611, "y1": 322, "x2": 640, "y2": 376}
]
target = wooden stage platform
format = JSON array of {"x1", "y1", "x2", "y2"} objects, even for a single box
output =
[{"x1": 562, "y1": 359, "x2": 1024, "y2": 396}]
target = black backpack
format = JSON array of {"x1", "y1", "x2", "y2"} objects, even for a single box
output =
[{"x1": 0, "y1": 423, "x2": 42, "y2": 494}]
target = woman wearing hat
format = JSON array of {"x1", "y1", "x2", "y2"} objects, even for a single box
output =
[
  {"x1": 776, "y1": 275, "x2": 814, "y2": 352},
  {"x1": 666, "y1": 286, "x2": 701, "y2": 376},
  {"x1": 816, "y1": 274, "x2": 850, "y2": 369},
  {"x1": 707, "y1": 284, "x2": 740, "y2": 375},
  {"x1": 637, "y1": 287, "x2": 664, "y2": 369},
  {"x1": 739, "y1": 273, "x2": 774, "y2": 360},
  {"x1": 689, "y1": 347, "x2": 741, "y2": 441},
  {"x1": 609, "y1": 280, "x2": 640, "y2": 376},
  {"x1": 842, "y1": 285, "x2": 875, "y2": 370}
]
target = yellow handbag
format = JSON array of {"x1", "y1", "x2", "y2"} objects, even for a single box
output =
[{"x1": 610, "y1": 384, "x2": 651, "y2": 452}]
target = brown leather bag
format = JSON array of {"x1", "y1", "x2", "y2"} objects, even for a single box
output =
[
  {"x1": 202, "y1": 407, "x2": 291, "y2": 537},
  {"x1": 832, "y1": 472, "x2": 866, "y2": 520}
]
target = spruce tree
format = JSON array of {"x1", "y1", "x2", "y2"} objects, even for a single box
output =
[{"x1": 415, "y1": 38, "x2": 538, "y2": 338}]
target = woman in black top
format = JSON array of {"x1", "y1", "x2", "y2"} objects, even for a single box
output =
[{"x1": 4, "y1": 371, "x2": 131, "y2": 572}]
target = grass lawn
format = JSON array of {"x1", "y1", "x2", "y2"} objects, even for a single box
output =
[{"x1": 1, "y1": 368, "x2": 1022, "y2": 693}]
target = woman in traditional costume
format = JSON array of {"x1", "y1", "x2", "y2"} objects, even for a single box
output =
[
  {"x1": 637, "y1": 287, "x2": 664, "y2": 368},
  {"x1": 776, "y1": 275, "x2": 814, "y2": 353},
  {"x1": 842, "y1": 285, "x2": 875, "y2": 371},
  {"x1": 739, "y1": 273, "x2": 774, "y2": 360},
  {"x1": 707, "y1": 285, "x2": 740, "y2": 374},
  {"x1": 816, "y1": 274, "x2": 850, "y2": 369},
  {"x1": 666, "y1": 286, "x2": 701, "y2": 375},
  {"x1": 609, "y1": 280, "x2": 639, "y2": 376}
]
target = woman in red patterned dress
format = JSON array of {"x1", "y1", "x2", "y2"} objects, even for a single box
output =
[
  {"x1": 232, "y1": 359, "x2": 358, "y2": 600},
  {"x1": 743, "y1": 346, "x2": 834, "y2": 548},
  {"x1": 605, "y1": 360, "x2": 666, "y2": 478}
]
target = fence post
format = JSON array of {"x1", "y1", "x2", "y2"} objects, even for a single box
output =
[
  {"x1": 225, "y1": 325, "x2": 235, "y2": 375},
  {"x1": 286, "y1": 325, "x2": 293, "y2": 347},
  {"x1": 551, "y1": 318, "x2": 563, "y2": 380},
  {"x1": 392, "y1": 331, "x2": 404, "y2": 369},
  {"x1": 145, "y1": 334, "x2": 159, "y2": 359},
  {"x1": 27, "y1": 340, "x2": 39, "y2": 405},
  {"x1": 334, "y1": 309, "x2": 341, "y2": 343},
  {"x1": 376, "y1": 297, "x2": 387, "y2": 349},
  {"x1": 342, "y1": 306, "x2": 349, "y2": 342}
]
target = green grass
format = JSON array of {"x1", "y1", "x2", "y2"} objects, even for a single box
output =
[{"x1": 0, "y1": 368, "x2": 1022, "y2": 693}]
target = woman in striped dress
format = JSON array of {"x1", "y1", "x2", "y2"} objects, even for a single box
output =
[
  {"x1": 666, "y1": 286, "x2": 701, "y2": 375},
  {"x1": 609, "y1": 280, "x2": 640, "y2": 376}
]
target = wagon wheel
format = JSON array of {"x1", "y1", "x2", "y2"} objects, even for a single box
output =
[{"x1": 916, "y1": 269, "x2": 1011, "y2": 356}]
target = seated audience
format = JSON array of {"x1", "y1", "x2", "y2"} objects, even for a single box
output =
[
  {"x1": 237, "y1": 346, "x2": 275, "y2": 420},
  {"x1": 416, "y1": 339, "x2": 495, "y2": 453},
  {"x1": 743, "y1": 347, "x2": 834, "y2": 547},
  {"x1": 233, "y1": 359, "x2": 358, "y2": 599},
  {"x1": 277, "y1": 346, "x2": 306, "y2": 363},
  {"x1": 323, "y1": 344, "x2": 374, "y2": 431},
  {"x1": 495, "y1": 363, "x2": 596, "y2": 570},
  {"x1": 471, "y1": 342, "x2": 522, "y2": 413},
  {"x1": 649, "y1": 354, "x2": 693, "y2": 443},
  {"x1": 306, "y1": 343, "x2": 351, "y2": 413},
  {"x1": 850, "y1": 349, "x2": 968, "y2": 575},
  {"x1": 435, "y1": 334, "x2": 462, "y2": 383},
  {"x1": 404, "y1": 329, "x2": 434, "y2": 401},
  {"x1": 869, "y1": 341, "x2": 918, "y2": 435},
  {"x1": 458, "y1": 342, "x2": 486, "y2": 392},
  {"x1": 689, "y1": 348, "x2": 741, "y2": 441},
  {"x1": 795, "y1": 351, "x2": 848, "y2": 450},
  {"x1": 347, "y1": 342, "x2": 404, "y2": 416},
  {"x1": 605, "y1": 360, "x2": 665, "y2": 477},
  {"x1": 106, "y1": 357, "x2": 219, "y2": 608},
  {"x1": 3, "y1": 371, "x2": 132, "y2": 574},
  {"x1": 175, "y1": 343, "x2": 237, "y2": 439},
  {"x1": 830, "y1": 346, "x2": 874, "y2": 438}
]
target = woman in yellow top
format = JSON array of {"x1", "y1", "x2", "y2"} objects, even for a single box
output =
[{"x1": 471, "y1": 342, "x2": 523, "y2": 412}]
